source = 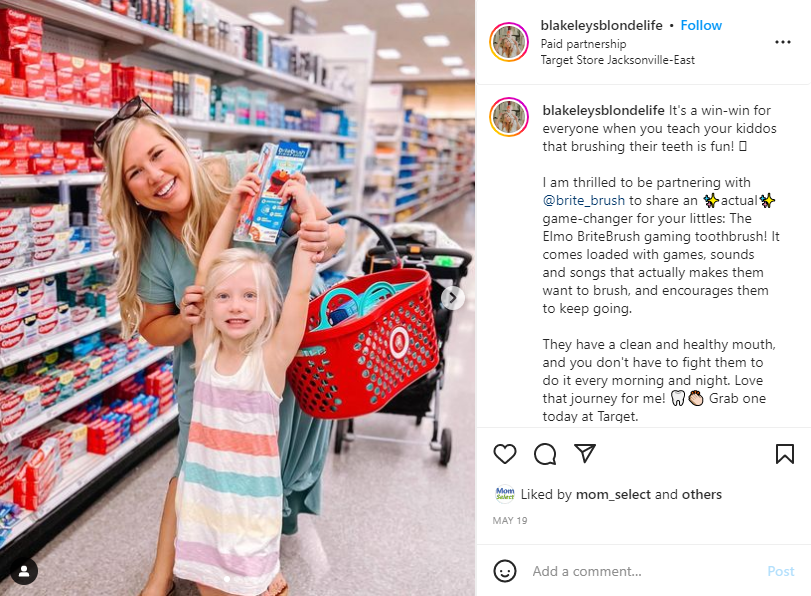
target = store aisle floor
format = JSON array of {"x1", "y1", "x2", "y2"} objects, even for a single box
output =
[{"x1": 1, "y1": 196, "x2": 476, "y2": 596}]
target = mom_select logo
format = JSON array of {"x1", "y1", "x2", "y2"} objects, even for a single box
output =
[{"x1": 496, "y1": 484, "x2": 515, "y2": 503}]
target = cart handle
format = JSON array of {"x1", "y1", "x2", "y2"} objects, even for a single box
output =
[
  {"x1": 365, "y1": 245, "x2": 473, "y2": 268},
  {"x1": 272, "y1": 212, "x2": 400, "y2": 267}
]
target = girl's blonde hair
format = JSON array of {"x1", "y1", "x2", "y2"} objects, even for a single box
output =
[
  {"x1": 96, "y1": 106, "x2": 230, "y2": 339},
  {"x1": 202, "y1": 248, "x2": 282, "y2": 355}
]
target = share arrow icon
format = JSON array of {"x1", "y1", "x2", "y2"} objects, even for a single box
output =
[{"x1": 574, "y1": 444, "x2": 596, "y2": 464}]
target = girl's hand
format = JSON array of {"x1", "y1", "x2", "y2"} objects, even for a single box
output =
[
  {"x1": 180, "y1": 285, "x2": 204, "y2": 328},
  {"x1": 297, "y1": 220, "x2": 331, "y2": 263},
  {"x1": 227, "y1": 162, "x2": 261, "y2": 211},
  {"x1": 279, "y1": 178, "x2": 315, "y2": 219}
]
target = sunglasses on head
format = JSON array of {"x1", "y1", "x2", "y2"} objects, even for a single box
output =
[{"x1": 94, "y1": 96, "x2": 158, "y2": 151}]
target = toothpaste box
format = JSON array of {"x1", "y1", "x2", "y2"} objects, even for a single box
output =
[
  {"x1": 0, "y1": 222, "x2": 29, "y2": 242},
  {"x1": 0, "y1": 238, "x2": 29, "y2": 258},
  {"x1": 0, "y1": 316, "x2": 32, "y2": 352},
  {"x1": 245, "y1": 143, "x2": 309, "y2": 245},
  {"x1": 32, "y1": 245, "x2": 68, "y2": 265},
  {"x1": 28, "y1": 277, "x2": 57, "y2": 311},
  {"x1": 33, "y1": 231, "x2": 70, "y2": 254},
  {"x1": 30, "y1": 205, "x2": 70, "y2": 234},
  {"x1": 0, "y1": 253, "x2": 32, "y2": 274},
  {"x1": 0, "y1": 283, "x2": 29, "y2": 323},
  {"x1": 0, "y1": 208, "x2": 30, "y2": 225},
  {"x1": 233, "y1": 142, "x2": 275, "y2": 242}
]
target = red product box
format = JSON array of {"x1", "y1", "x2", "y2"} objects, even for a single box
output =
[
  {"x1": 55, "y1": 70, "x2": 72, "y2": 87},
  {"x1": 84, "y1": 72, "x2": 101, "y2": 90},
  {"x1": 0, "y1": 158, "x2": 28, "y2": 175},
  {"x1": 39, "y1": 53, "x2": 53, "y2": 71},
  {"x1": 10, "y1": 48, "x2": 40, "y2": 66},
  {"x1": 0, "y1": 223, "x2": 28, "y2": 244},
  {"x1": 44, "y1": 87, "x2": 56, "y2": 103},
  {"x1": 52, "y1": 54, "x2": 72, "y2": 72},
  {"x1": 27, "y1": 141, "x2": 54, "y2": 158},
  {"x1": 0, "y1": 316, "x2": 28, "y2": 351},
  {"x1": 25, "y1": 79, "x2": 44, "y2": 99},
  {"x1": 33, "y1": 246, "x2": 68, "y2": 265},
  {"x1": 29, "y1": 158, "x2": 66, "y2": 175},
  {"x1": 0, "y1": 238, "x2": 30, "y2": 257},
  {"x1": 54, "y1": 142, "x2": 84, "y2": 159},
  {"x1": 90, "y1": 157, "x2": 104, "y2": 172},
  {"x1": 83, "y1": 59, "x2": 99, "y2": 76},
  {"x1": 14, "y1": 62, "x2": 43, "y2": 82},
  {"x1": 0, "y1": 60, "x2": 11, "y2": 77},
  {"x1": 0, "y1": 9, "x2": 28, "y2": 28},
  {"x1": 0, "y1": 124, "x2": 19, "y2": 139},
  {"x1": 0, "y1": 76, "x2": 25, "y2": 97},
  {"x1": 57, "y1": 85, "x2": 73, "y2": 103},
  {"x1": 83, "y1": 88, "x2": 101, "y2": 106},
  {"x1": 0, "y1": 140, "x2": 28, "y2": 158}
]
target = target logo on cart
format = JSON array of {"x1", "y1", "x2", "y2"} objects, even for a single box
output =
[{"x1": 390, "y1": 326, "x2": 409, "y2": 359}]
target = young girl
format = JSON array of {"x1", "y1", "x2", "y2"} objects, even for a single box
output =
[{"x1": 173, "y1": 164, "x2": 316, "y2": 596}]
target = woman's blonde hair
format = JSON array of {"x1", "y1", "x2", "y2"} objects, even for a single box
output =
[
  {"x1": 202, "y1": 248, "x2": 282, "y2": 356},
  {"x1": 96, "y1": 107, "x2": 230, "y2": 338}
]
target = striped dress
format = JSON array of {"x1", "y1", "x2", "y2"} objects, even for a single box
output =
[{"x1": 174, "y1": 342, "x2": 283, "y2": 595}]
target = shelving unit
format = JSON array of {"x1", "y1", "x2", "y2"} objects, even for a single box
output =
[
  {"x1": 0, "y1": 0, "x2": 376, "y2": 566},
  {"x1": 363, "y1": 84, "x2": 475, "y2": 224}
]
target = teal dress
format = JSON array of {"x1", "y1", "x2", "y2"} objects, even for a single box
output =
[{"x1": 137, "y1": 154, "x2": 332, "y2": 534}]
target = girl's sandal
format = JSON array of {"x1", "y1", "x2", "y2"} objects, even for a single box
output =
[{"x1": 264, "y1": 575, "x2": 288, "y2": 596}]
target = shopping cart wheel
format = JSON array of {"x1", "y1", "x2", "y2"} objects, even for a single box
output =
[
  {"x1": 439, "y1": 428, "x2": 452, "y2": 466},
  {"x1": 334, "y1": 420, "x2": 347, "y2": 454}
]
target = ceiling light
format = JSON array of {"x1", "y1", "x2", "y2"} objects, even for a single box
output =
[
  {"x1": 451, "y1": 68, "x2": 470, "y2": 76},
  {"x1": 343, "y1": 24, "x2": 373, "y2": 35},
  {"x1": 423, "y1": 35, "x2": 450, "y2": 47},
  {"x1": 377, "y1": 49, "x2": 402, "y2": 60},
  {"x1": 396, "y1": 3, "x2": 429, "y2": 18},
  {"x1": 442, "y1": 56, "x2": 463, "y2": 66},
  {"x1": 248, "y1": 12, "x2": 284, "y2": 26},
  {"x1": 400, "y1": 65, "x2": 421, "y2": 75}
]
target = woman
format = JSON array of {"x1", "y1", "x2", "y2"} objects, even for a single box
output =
[{"x1": 94, "y1": 97, "x2": 343, "y2": 596}]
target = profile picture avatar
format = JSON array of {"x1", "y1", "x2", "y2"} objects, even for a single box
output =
[
  {"x1": 490, "y1": 23, "x2": 528, "y2": 61},
  {"x1": 490, "y1": 98, "x2": 528, "y2": 136}
]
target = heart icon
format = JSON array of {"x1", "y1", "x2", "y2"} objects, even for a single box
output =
[{"x1": 494, "y1": 444, "x2": 517, "y2": 464}]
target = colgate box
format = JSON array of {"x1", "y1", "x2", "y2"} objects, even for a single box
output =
[
  {"x1": 0, "y1": 222, "x2": 28, "y2": 242},
  {"x1": 33, "y1": 245, "x2": 68, "y2": 265},
  {"x1": 0, "y1": 315, "x2": 34, "y2": 352},
  {"x1": 0, "y1": 254, "x2": 32, "y2": 274},
  {"x1": 0, "y1": 445, "x2": 30, "y2": 493},
  {"x1": 13, "y1": 437, "x2": 62, "y2": 511},
  {"x1": 0, "y1": 380, "x2": 41, "y2": 432},
  {"x1": 0, "y1": 157, "x2": 28, "y2": 175},
  {"x1": 62, "y1": 158, "x2": 90, "y2": 174},
  {"x1": 9, "y1": 48, "x2": 40, "y2": 66},
  {"x1": 27, "y1": 141, "x2": 54, "y2": 158},
  {"x1": 29, "y1": 158, "x2": 66, "y2": 176},
  {"x1": 30, "y1": 204, "x2": 70, "y2": 233},
  {"x1": 25, "y1": 79, "x2": 44, "y2": 99},
  {"x1": 28, "y1": 276, "x2": 57, "y2": 310},
  {"x1": 0, "y1": 124, "x2": 31, "y2": 140},
  {"x1": 0, "y1": 140, "x2": 27, "y2": 158},
  {"x1": 0, "y1": 60, "x2": 10, "y2": 77},
  {"x1": 0, "y1": 282, "x2": 30, "y2": 323},
  {"x1": 0, "y1": 207, "x2": 30, "y2": 224},
  {"x1": 33, "y1": 231, "x2": 71, "y2": 254},
  {"x1": 0, "y1": 76, "x2": 25, "y2": 97},
  {"x1": 0, "y1": 238, "x2": 29, "y2": 258},
  {"x1": 36, "y1": 303, "x2": 70, "y2": 338},
  {"x1": 54, "y1": 142, "x2": 84, "y2": 159},
  {"x1": 0, "y1": 10, "x2": 42, "y2": 34}
]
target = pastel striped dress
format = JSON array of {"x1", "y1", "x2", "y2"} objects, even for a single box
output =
[{"x1": 174, "y1": 342, "x2": 283, "y2": 596}]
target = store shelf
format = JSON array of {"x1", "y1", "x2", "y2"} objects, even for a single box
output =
[
  {"x1": 0, "y1": 313, "x2": 122, "y2": 368},
  {"x1": 396, "y1": 181, "x2": 431, "y2": 198},
  {"x1": 6, "y1": 0, "x2": 353, "y2": 105},
  {"x1": 397, "y1": 174, "x2": 426, "y2": 185},
  {"x1": 0, "y1": 346, "x2": 174, "y2": 444},
  {"x1": 366, "y1": 195, "x2": 425, "y2": 215},
  {"x1": 317, "y1": 251, "x2": 346, "y2": 272},
  {"x1": 375, "y1": 135, "x2": 399, "y2": 143},
  {"x1": 403, "y1": 122, "x2": 430, "y2": 133},
  {"x1": 0, "y1": 404, "x2": 179, "y2": 551},
  {"x1": 0, "y1": 98, "x2": 356, "y2": 143},
  {"x1": 0, "y1": 251, "x2": 115, "y2": 288},
  {"x1": 375, "y1": 152, "x2": 399, "y2": 160},
  {"x1": 0, "y1": 173, "x2": 105, "y2": 190},
  {"x1": 324, "y1": 196, "x2": 353, "y2": 210},
  {"x1": 402, "y1": 138, "x2": 438, "y2": 149},
  {"x1": 398, "y1": 163, "x2": 422, "y2": 171},
  {"x1": 405, "y1": 184, "x2": 472, "y2": 222},
  {"x1": 303, "y1": 164, "x2": 355, "y2": 174}
]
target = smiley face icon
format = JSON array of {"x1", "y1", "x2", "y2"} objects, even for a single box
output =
[{"x1": 493, "y1": 559, "x2": 517, "y2": 583}]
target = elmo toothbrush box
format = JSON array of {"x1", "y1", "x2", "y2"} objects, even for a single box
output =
[{"x1": 242, "y1": 142, "x2": 309, "y2": 245}]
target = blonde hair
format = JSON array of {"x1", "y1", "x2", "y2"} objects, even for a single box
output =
[
  {"x1": 202, "y1": 248, "x2": 282, "y2": 356},
  {"x1": 96, "y1": 107, "x2": 230, "y2": 338}
]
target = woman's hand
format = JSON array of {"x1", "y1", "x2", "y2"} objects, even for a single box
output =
[
  {"x1": 180, "y1": 285, "x2": 204, "y2": 328},
  {"x1": 227, "y1": 162, "x2": 261, "y2": 211}
]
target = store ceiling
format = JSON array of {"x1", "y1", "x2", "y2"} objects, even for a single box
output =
[{"x1": 214, "y1": 0, "x2": 474, "y2": 82}]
